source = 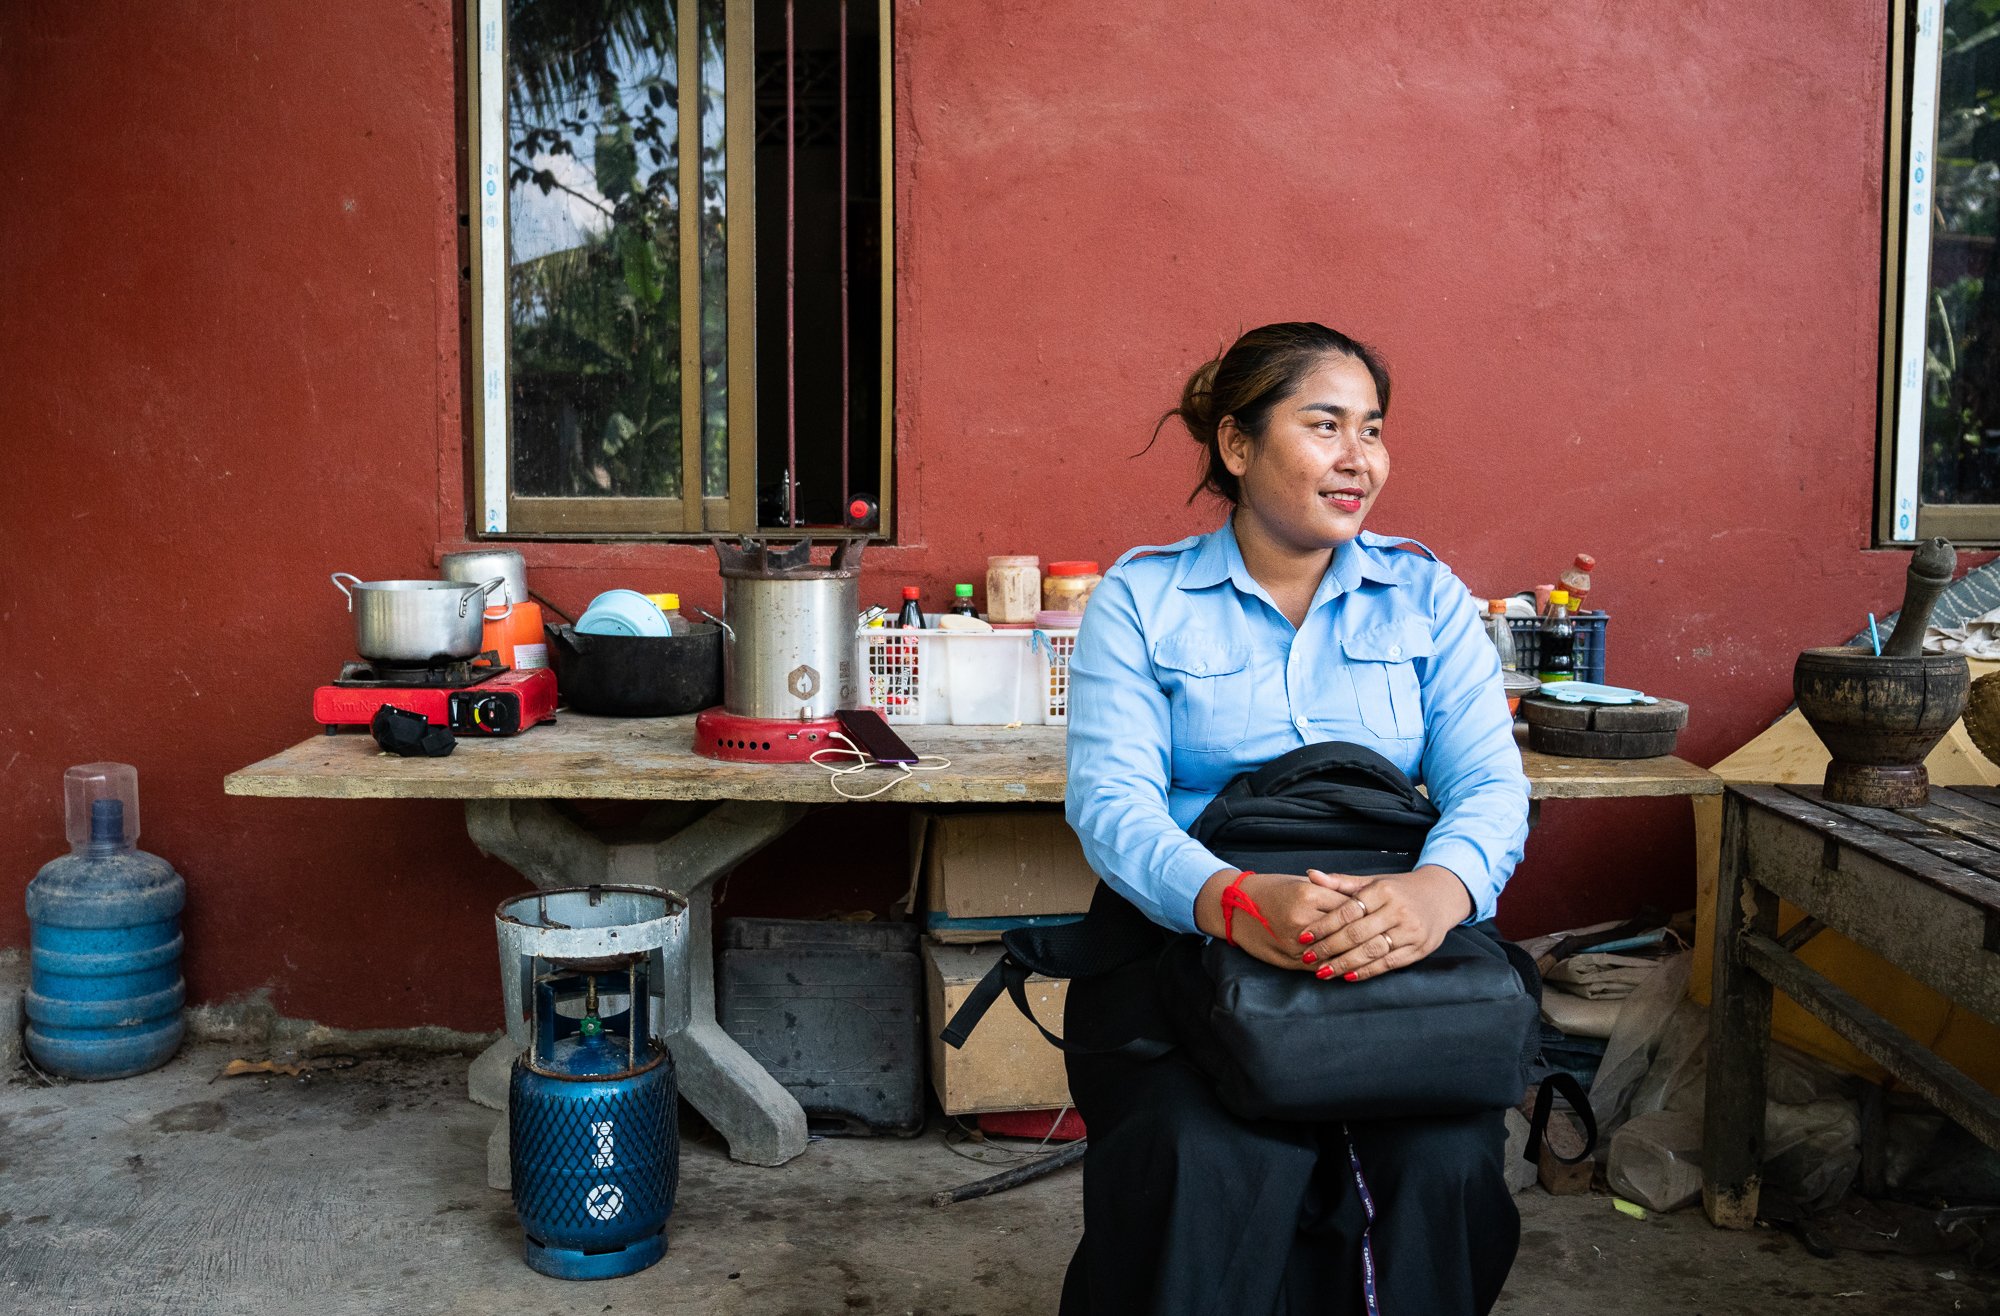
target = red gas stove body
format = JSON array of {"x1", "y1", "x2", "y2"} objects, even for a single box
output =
[
  {"x1": 693, "y1": 707, "x2": 842, "y2": 762},
  {"x1": 313, "y1": 664, "x2": 558, "y2": 736}
]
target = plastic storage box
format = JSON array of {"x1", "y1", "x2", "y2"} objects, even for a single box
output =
[
  {"x1": 857, "y1": 622, "x2": 1077, "y2": 725},
  {"x1": 717, "y1": 918, "x2": 924, "y2": 1135},
  {"x1": 1508, "y1": 612, "x2": 1609, "y2": 684}
]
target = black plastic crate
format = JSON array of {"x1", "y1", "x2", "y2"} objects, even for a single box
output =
[
  {"x1": 718, "y1": 918, "x2": 924, "y2": 1135},
  {"x1": 1508, "y1": 612, "x2": 1609, "y2": 684}
]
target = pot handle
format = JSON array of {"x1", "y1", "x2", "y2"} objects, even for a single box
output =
[
  {"x1": 693, "y1": 606, "x2": 734, "y2": 641},
  {"x1": 331, "y1": 572, "x2": 362, "y2": 613},
  {"x1": 474, "y1": 576, "x2": 513, "y2": 622}
]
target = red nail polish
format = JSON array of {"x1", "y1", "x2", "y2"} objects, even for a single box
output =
[
  {"x1": 1298, "y1": 931, "x2": 1315, "y2": 945},
  {"x1": 1343, "y1": 972, "x2": 1359, "y2": 982},
  {"x1": 1302, "y1": 951, "x2": 1317, "y2": 964},
  {"x1": 1316, "y1": 965, "x2": 1335, "y2": 980}
]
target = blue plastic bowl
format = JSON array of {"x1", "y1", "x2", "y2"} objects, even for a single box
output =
[{"x1": 576, "y1": 589, "x2": 671, "y2": 638}]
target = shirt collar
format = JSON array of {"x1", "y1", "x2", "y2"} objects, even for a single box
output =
[{"x1": 1177, "y1": 519, "x2": 1407, "y2": 603}]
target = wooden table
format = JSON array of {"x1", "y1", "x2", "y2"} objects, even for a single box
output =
[
  {"x1": 224, "y1": 716, "x2": 1719, "y2": 804},
  {"x1": 228, "y1": 715, "x2": 1719, "y2": 1168},
  {"x1": 1702, "y1": 784, "x2": 2000, "y2": 1228}
]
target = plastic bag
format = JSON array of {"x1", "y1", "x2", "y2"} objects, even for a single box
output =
[
  {"x1": 1608, "y1": 1109, "x2": 1704, "y2": 1212},
  {"x1": 1625, "y1": 1000, "x2": 1708, "y2": 1121},
  {"x1": 1588, "y1": 951, "x2": 1692, "y2": 1134},
  {"x1": 1765, "y1": 1097, "x2": 1861, "y2": 1213}
]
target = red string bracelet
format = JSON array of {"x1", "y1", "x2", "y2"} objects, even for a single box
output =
[{"x1": 1219, "y1": 871, "x2": 1274, "y2": 946}]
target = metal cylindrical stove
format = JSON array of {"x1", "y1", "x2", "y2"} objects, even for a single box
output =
[
  {"x1": 711, "y1": 537, "x2": 863, "y2": 720},
  {"x1": 495, "y1": 886, "x2": 690, "y2": 1053},
  {"x1": 509, "y1": 954, "x2": 678, "y2": 1280}
]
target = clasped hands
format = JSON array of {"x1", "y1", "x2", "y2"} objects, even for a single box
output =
[{"x1": 1194, "y1": 864, "x2": 1472, "y2": 981}]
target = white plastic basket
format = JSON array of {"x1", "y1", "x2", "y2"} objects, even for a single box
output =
[{"x1": 856, "y1": 624, "x2": 1078, "y2": 725}]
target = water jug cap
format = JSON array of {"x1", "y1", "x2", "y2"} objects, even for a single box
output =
[{"x1": 65, "y1": 762, "x2": 139, "y2": 852}]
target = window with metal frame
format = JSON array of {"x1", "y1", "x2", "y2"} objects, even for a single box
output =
[
  {"x1": 466, "y1": 0, "x2": 893, "y2": 539},
  {"x1": 1879, "y1": 0, "x2": 2000, "y2": 544}
]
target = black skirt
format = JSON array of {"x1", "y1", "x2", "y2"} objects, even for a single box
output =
[{"x1": 1058, "y1": 956, "x2": 1520, "y2": 1316}]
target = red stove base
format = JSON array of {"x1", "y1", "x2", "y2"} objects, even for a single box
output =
[
  {"x1": 694, "y1": 708, "x2": 842, "y2": 762},
  {"x1": 313, "y1": 666, "x2": 558, "y2": 736}
]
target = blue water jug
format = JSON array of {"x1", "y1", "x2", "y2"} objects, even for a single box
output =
[
  {"x1": 511, "y1": 959, "x2": 678, "y2": 1280},
  {"x1": 24, "y1": 762, "x2": 186, "y2": 1079}
]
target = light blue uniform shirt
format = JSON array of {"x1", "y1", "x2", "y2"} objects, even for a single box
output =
[{"x1": 1064, "y1": 520, "x2": 1530, "y2": 934}]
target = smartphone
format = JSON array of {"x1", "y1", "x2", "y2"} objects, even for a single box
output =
[{"x1": 835, "y1": 707, "x2": 920, "y2": 766}]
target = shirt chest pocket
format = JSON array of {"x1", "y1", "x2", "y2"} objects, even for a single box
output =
[
  {"x1": 1152, "y1": 637, "x2": 1254, "y2": 753},
  {"x1": 1340, "y1": 621, "x2": 1434, "y2": 740}
]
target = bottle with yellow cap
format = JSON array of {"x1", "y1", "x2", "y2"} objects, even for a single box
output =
[
  {"x1": 1538, "y1": 590, "x2": 1576, "y2": 683},
  {"x1": 645, "y1": 593, "x2": 692, "y2": 636}
]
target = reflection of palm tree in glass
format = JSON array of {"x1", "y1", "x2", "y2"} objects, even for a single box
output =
[{"x1": 505, "y1": 0, "x2": 728, "y2": 500}]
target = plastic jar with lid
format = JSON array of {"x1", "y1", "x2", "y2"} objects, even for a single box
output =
[
  {"x1": 986, "y1": 556, "x2": 1041, "y2": 624},
  {"x1": 1042, "y1": 561, "x2": 1102, "y2": 614}
]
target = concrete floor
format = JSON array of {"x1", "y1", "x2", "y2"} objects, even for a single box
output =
[{"x1": 0, "y1": 1045, "x2": 1992, "y2": 1316}]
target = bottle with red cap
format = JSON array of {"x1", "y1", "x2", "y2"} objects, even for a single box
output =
[
  {"x1": 1559, "y1": 554, "x2": 1595, "y2": 612},
  {"x1": 845, "y1": 495, "x2": 879, "y2": 530},
  {"x1": 896, "y1": 585, "x2": 925, "y2": 630}
]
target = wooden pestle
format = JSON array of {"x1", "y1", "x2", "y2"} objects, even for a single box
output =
[{"x1": 1881, "y1": 537, "x2": 1958, "y2": 657}]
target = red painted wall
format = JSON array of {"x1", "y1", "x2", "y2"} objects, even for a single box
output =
[{"x1": 0, "y1": 1, "x2": 1915, "y2": 1029}]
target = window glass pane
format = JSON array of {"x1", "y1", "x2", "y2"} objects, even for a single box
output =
[
  {"x1": 507, "y1": 0, "x2": 683, "y2": 499},
  {"x1": 700, "y1": 0, "x2": 729, "y2": 500},
  {"x1": 1920, "y1": 0, "x2": 2000, "y2": 504},
  {"x1": 752, "y1": 0, "x2": 883, "y2": 528}
]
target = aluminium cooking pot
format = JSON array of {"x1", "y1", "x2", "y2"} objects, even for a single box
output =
[
  {"x1": 711, "y1": 538, "x2": 864, "y2": 719},
  {"x1": 546, "y1": 623, "x2": 723, "y2": 716},
  {"x1": 332, "y1": 572, "x2": 507, "y2": 665}
]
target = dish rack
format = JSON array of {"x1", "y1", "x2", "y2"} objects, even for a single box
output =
[{"x1": 856, "y1": 624, "x2": 1078, "y2": 725}]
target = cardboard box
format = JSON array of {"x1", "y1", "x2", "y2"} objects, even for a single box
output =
[
  {"x1": 912, "y1": 809, "x2": 1099, "y2": 943},
  {"x1": 924, "y1": 941, "x2": 1072, "y2": 1115}
]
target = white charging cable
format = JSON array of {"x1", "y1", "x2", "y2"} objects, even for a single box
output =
[{"x1": 809, "y1": 731, "x2": 954, "y2": 800}]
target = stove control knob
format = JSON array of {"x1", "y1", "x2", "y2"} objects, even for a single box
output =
[{"x1": 463, "y1": 693, "x2": 520, "y2": 734}]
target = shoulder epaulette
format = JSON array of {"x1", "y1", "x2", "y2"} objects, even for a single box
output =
[
  {"x1": 1360, "y1": 531, "x2": 1443, "y2": 565},
  {"x1": 1111, "y1": 535, "x2": 1203, "y2": 569}
]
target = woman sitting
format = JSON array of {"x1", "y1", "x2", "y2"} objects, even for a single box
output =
[{"x1": 1062, "y1": 321, "x2": 1532, "y2": 1315}]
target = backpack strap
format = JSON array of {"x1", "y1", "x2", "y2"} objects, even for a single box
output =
[
  {"x1": 1488, "y1": 931, "x2": 1599, "y2": 1165},
  {"x1": 939, "y1": 945, "x2": 1175, "y2": 1060},
  {"x1": 939, "y1": 884, "x2": 1175, "y2": 1059},
  {"x1": 1523, "y1": 1068, "x2": 1598, "y2": 1166}
]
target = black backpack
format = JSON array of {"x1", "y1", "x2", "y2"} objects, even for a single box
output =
[{"x1": 941, "y1": 742, "x2": 1594, "y2": 1161}]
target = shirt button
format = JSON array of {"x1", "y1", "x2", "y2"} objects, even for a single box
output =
[{"x1": 1389, "y1": 645, "x2": 1402, "y2": 658}]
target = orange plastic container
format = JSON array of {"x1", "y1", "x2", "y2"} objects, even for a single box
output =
[{"x1": 481, "y1": 600, "x2": 548, "y2": 671}]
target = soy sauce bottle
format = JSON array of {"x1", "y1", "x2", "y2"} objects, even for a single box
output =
[
  {"x1": 948, "y1": 584, "x2": 979, "y2": 618},
  {"x1": 896, "y1": 586, "x2": 926, "y2": 630},
  {"x1": 1539, "y1": 590, "x2": 1576, "y2": 683}
]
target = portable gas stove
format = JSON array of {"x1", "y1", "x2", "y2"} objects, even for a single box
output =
[
  {"x1": 313, "y1": 654, "x2": 558, "y2": 736},
  {"x1": 693, "y1": 707, "x2": 842, "y2": 762}
]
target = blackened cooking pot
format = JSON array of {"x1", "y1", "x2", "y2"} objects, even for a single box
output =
[{"x1": 547, "y1": 623, "x2": 723, "y2": 717}]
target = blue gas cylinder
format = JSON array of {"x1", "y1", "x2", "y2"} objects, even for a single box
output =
[
  {"x1": 24, "y1": 763, "x2": 186, "y2": 1080},
  {"x1": 510, "y1": 967, "x2": 679, "y2": 1280}
]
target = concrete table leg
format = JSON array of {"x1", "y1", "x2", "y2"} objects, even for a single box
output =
[{"x1": 465, "y1": 797, "x2": 813, "y2": 1177}]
